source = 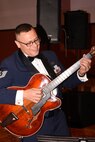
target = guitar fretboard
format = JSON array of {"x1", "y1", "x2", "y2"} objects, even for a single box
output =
[{"x1": 43, "y1": 52, "x2": 92, "y2": 94}]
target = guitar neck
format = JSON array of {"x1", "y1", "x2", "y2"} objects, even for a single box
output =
[{"x1": 43, "y1": 52, "x2": 92, "y2": 94}]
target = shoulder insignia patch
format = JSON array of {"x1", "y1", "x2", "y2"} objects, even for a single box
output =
[{"x1": 0, "y1": 70, "x2": 8, "y2": 78}]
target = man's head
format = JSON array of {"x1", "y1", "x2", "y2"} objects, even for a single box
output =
[{"x1": 15, "y1": 23, "x2": 40, "y2": 57}]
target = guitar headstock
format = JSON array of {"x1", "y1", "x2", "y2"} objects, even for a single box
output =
[{"x1": 89, "y1": 46, "x2": 95, "y2": 57}]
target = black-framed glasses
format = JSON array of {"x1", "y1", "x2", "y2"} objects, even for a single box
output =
[{"x1": 17, "y1": 37, "x2": 40, "y2": 47}]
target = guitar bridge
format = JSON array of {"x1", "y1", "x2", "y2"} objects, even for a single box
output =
[{"x1": 1, "y1": 112, "x2": 18, "y2": 127}]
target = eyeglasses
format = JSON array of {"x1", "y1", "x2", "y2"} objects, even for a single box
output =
[{"x1": 17, "y1": 37, "x2": 40, "y2": 47}]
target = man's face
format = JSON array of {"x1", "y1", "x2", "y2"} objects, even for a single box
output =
[{"x1": 15, "y1": 28, "x2": 40, "y2": 57}]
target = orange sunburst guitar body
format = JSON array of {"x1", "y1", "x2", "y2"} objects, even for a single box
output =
[
  {"x1": 0, "y1": 47, "x2": 95, "y2": 137},
  {"x1": 0, "y1": 74, "x2": 61, "y2": 137}
]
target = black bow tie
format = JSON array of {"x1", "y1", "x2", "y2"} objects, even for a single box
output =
[{"x1": 28, "y1": 55, "x2": 40, "y2": 62}]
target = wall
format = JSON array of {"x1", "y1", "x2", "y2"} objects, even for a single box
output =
[
  {"x1": 61, "y1": 0, "x2": 70, "y2": 25},
  {"x1": 0, "y1": 0, "x2": 37, "y2": 30},
  {"x1": 0, "y1": 30, "x2": 17, "y2": 61}
]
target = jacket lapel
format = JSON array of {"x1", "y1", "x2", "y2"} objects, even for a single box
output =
[{"x1": 18, "y1": 50, "x2": 39, "y2": 73}]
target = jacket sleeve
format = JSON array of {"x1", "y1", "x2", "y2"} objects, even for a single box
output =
[{"x1": 0, "y1": 62, "x2": 16, "y2": 105}]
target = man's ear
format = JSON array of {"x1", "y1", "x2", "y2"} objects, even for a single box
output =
[{"x1": 15, "y1": 40, "x2": 20, "y2": 48}]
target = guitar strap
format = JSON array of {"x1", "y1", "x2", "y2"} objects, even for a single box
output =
[{"x1": 18, "y1": 50, "x2": 57, "y2": 79}]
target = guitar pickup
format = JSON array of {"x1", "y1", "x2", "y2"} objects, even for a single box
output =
[{"x1": 1, "y1": 112, "x2": 18, "y2": 127}]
